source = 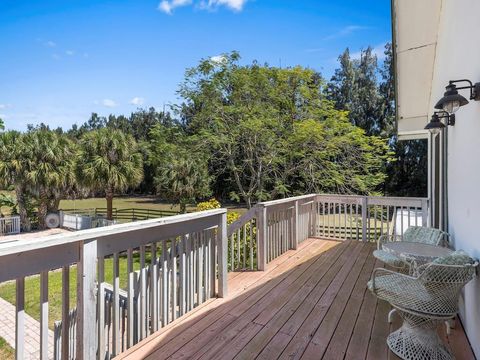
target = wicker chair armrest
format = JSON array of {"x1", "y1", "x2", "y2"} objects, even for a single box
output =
[
  {"x1": 370, "y1": 267, "x2": 417, "y2": 290},
  {"x1": 377, "y1": 234, "x2": 402, "y2": 250}
]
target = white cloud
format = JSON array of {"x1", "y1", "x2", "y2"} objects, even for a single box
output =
[
  {"x1": 158, "y1": 0, "x2": 192, "y2": 14},
  {"x1": 45, "y1": 40, "x2": 56, "y2": 47},
  {"x1": 130, "y1": 97, "x2": 145, "y2": 106},
  {"x1": 65, "y1": 50, "x2": 75, "y2": 56},
  {"x1": 52, "y1": 53, "x2": 61, "y2": 60},
  {"x1": 102, "y1": 99, "x2": 117, "y2": 108},
  {"x1": 158, "y1": 0, "x2": 247, "y2": 14},
  {"x1": 210, "y1": 55, "x2": 227, "y2": 64},
  {"x1": 0, "y1": 114, "x2": 6, "y2": 119},
  {"x1": 203, "y1": 0, "x2": 247, "y2": 11},
  {"x1": 0, "y1": 104, "x2": 11, "y2": 110},
  {"x1": 323, "y1": 25, "x2": 369, "y2": 41}
]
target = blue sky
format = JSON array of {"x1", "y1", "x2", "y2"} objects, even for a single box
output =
[{"x1": 0, "y1": 0, "x2": 392, "y2": 131}]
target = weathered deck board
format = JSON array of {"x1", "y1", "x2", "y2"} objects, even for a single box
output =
[{"x1": 118, "y1": 239, "x2": 475, "y2": 360}]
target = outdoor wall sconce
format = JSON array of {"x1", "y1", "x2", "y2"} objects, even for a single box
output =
[
  {"x1": 424, "y1": 111, "x2": 455, "y2": 134},
  {"x1": 435, "y1": 79, "x2": 480, "y2": 113}
]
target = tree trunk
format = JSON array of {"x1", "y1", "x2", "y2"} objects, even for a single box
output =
[
  {"x1": 180, "y1": 200, "x2": 187, "y2": 214},
  {"x1": 15, "y1": 185, "x2": 31, "y2": 232},
  {"x1": 106, "y1": 188, "x2": 114, "y2": 220},
  {"x1": 37, "y1": 188, "x2": 49, "y2": 230}
]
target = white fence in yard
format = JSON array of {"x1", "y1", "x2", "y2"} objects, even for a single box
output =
[
  {"x1": 0, "y1": 215, "x2": 21, "y2": 235},
  {"x1": 0, "y1": 194, "x2": 429, "y2": 359}
]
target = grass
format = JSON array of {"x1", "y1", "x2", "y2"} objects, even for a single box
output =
[
  {"x1": 0, "y1": 251, "x2": 152, "y2": 330},
  {"x1": 0, "y1": 336, "x2": 14, "y2": 360}
]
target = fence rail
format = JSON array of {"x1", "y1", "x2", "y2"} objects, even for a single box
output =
[{"x1": 60, "y1": 207, "x2": 181, "y2": 223}]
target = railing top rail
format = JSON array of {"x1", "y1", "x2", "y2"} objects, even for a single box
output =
[
  {"x1": 257, "y1": 194, "x2": 317, "y2": 208},
  {"x1": 0, "y1": 215, "x2": 20, "y2": 221},
  {"x1": 227, "y1": 206, "x2": 257, "y2": 237},
  {"x1": 316, "y1": 193, "x2": 428, "y2": 201},
  {"x1": 0, "y1": 209, "x2": 226, "y2": 257}
]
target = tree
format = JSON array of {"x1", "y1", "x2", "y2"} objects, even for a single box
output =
[
  {"x1": 178, "y1": 52, "x2": 392, "y2": 206},
  {"x1": 76, "y1": 128, "x2": 144, "y2": 220},
  {"x1": 327, "y1": 47, "x2": 384, "y2": 136},
  {"x1": 154, "y1": 156, "x2": 212, "y2": 213},
  {"x1": 0, "y1": 118, "x2": 4, "y2": 130},
  {"x1": 24, "y1": 130, "x2": 77, "y2": 229},
  {"x1": 0, "y1": 131, "x2": 32, "y2": 230}
]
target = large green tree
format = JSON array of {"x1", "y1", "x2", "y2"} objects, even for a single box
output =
[
  {"x1": 76, "y1": 128, "x2": 144, "y2": 220},
  {"x1": 178, "y1": 52, "x2": 391, "y2": 206}
]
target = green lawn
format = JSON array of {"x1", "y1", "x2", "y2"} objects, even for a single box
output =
[
  {"x1": 0, "y1": 251, "x2": 152, "y2": 329},
  {"x1": 0, "y1": 336, "x2": 14, "y2": 360}
]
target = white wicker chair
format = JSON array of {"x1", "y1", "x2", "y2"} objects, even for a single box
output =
[
  {"x1": 373, "y1": 226, "x2": 450, "y2": 272},
  {"x1": 368, "y1": 252, "x2": 477, "y2": 360}
]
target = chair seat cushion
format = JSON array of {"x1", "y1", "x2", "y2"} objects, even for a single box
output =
[
  {"x1": 432, "y1": 250, "x2": 475, "y2": 265},
  {"x1": 373, "y1": 250, "x2": 407, "y2": 268}
]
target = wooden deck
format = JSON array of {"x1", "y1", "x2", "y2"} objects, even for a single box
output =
[{"x1": 118, "y1": 239, "x2": 474, "y2": 360}]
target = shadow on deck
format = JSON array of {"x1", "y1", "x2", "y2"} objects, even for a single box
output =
[{"x1": 117, "y1": 239, "x2": 474, "y2": 360}]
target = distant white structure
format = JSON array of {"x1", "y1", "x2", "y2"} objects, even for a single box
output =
[{"x1": 0, "y1": 215, "x2": 20, "y2": 235}]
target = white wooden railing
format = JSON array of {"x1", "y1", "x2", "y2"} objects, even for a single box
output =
[
  {"x1": 0, "y1": 215, "x2": 21, "y2": 235},
  {"x1": 226, "y1": 194, "x2": 428, "y2": 271},
  {"x1": 0, "y1": 194, "x2": 429, "y2": 359},
  {"x1": 0, "y1": 209, "x2": 227, "y2": 360}
]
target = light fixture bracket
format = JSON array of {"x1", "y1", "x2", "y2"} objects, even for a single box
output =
[{"x1": 449, "y1": 79, "x2": 480, "y2": 101}]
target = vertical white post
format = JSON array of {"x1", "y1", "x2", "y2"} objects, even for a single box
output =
[
  {"x1": 257, "y1": 205, "x2": 267, "y2": 271},
  {"x1": 15, "y1": 277, "x2": 25, "y2": 360},
  {"x1": 361, "y1": 197, "x2": 368, "y2": 242},
  {"x1": 40, "y1": 271, "x2": 49, "y2": 360},
  {"x1": 217, "y1": 211, "x2": 228, "y2": 298},
  {"x1": 292, "y1": 201, "x2": 299, "y2": 250},
  {"x1": 421, "y1": 199, "x2": 429, "y2": 227},
  {"x1": 97, "y1": 257, "x2": 105, "y2": 359},
  {"x1": 61, "y1": 266, "x2": 70, "y2": 360},
  {"x1": 76, "y1": 239, "x2": 97, "y2": 360}
]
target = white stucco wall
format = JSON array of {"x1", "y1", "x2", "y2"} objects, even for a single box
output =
[{"x1": 429, "y1": 0, "x2": 480, "y2": 355}]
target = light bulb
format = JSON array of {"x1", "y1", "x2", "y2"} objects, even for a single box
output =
[{"x1": 443, "y1": 100, "x2": 460, "y2": 114}]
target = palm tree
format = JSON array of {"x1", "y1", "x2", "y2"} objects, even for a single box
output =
[
  {"x1": 0, "y1": 131, "x2": 32, "y2": 231},
  {"x1": 77, "y1": 128, "x2": 143, "y2": 220},
  {"x1": 155, "y1": 157, "x2": 211, "y2": 213},
  {"x1": 25, "y1": 130, "x2": 78, "y2": 229}
]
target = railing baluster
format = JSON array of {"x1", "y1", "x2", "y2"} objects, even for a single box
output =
[
  {"x1": 15, "y1": 277, "x2": 25, "y2": 360},
  {"x1": 61, "y1": 265, "x2": 70, "y2": 359},
  {"x1": 151, "y1": 243, "x2": 158, "y2": 331},
  {"x1": 139, "y1": 245, "x2": 147, "y2": 339},
  {"x1": 161, "y1": 239, "x2": 168, "y2": 324},
  {"x1": 40, "y1": 271, "x2": 49, "y2": 360},
  {"x1": 97, "y1": 257, "x2": 105, "y2": 359},
  {"x1": 113, "y1": 252, "x2": 120, "y2": 355},
  {"x1": 127, "y1": 248, "x2": 134, "y2": 348}
]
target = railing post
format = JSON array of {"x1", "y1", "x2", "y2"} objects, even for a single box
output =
[
  {"x1": 217, "y1": 211, "x2": 228, "y2": 298},
  {"x1": 421, "y1": 199, "x2": 429, "y2": 227},
  {"x1": 361, "y1": 197, "x2": 368, "y2": 241},
  {"x1": 257, "y1": 205, "x2": 267, "y2": 271},
  {"x1": 76, "y1": 239, "x2": 97, "y2": 360},
  {"x1": 310, "y1": 196, "x2": 317, "y2": 237},
  {"x1": 292, "y1": 200, "x2": 299, "y2": 250}
]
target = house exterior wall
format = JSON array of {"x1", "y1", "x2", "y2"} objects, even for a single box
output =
[{"x1": 427, "y1": 0, "x2": 480, "y2": 356}]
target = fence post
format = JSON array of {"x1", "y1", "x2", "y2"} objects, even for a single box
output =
[
  {"x1": 76, "y1": 239, "x2": 97, "y2": 360},
  {"x1": 217, "y1": 211, "x2": 228, "y2": 298},
  {"x1": 421, "y1": 199, "x2": 429, "y2": 227},
  {"x1": 292, "y1": 201, "x2": 299, "y2": 250},
  {"x1": 257, "y1": 205, "x2": 268, "y2": 271},
  {"x1": 361, "y1": 197, "x2": 368, "y2": 241}
]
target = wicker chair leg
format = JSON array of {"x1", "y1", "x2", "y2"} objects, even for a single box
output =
[
  {"x1": 388, "y1": 308, "x2": 397, "y2": 324},
  {"x1": 387, "y1": 309, "x2": 453, "y2": 360}
]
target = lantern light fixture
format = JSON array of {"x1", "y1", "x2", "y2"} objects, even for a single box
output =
[
  {"x1": 424, "y1": 111, "x2": 455, "y2": 135},
  {"x1": 435, "y1": 79, "x2": 480, "y2": 114}
]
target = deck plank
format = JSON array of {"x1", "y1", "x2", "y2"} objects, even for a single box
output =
[{"x1": 119, "y1": 239, "x2": 475, "y2": 360}]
